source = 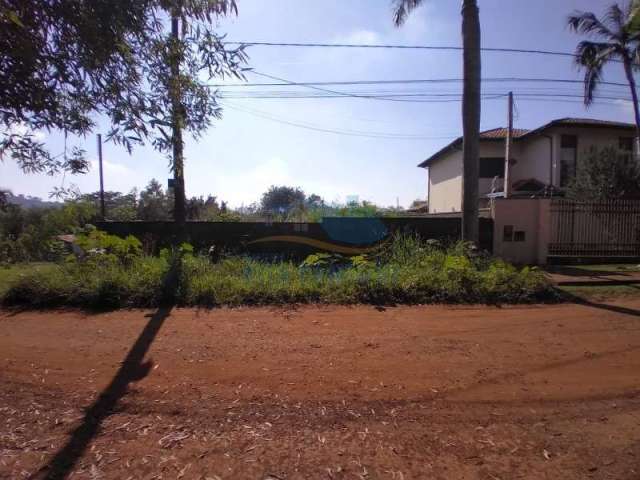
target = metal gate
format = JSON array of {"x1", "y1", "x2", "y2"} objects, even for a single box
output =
[{"x1": 549, "y1": 199, "x2": 640, "y2": 258}]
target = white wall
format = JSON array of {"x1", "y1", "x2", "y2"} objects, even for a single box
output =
[
  {"x1": 512, "y1": 135, "x2": 551, "y2": 185},
  {"x1": 492, "y1": 198, "x2": 551, "y2": 265},
  {"x1": 513, "y1": 126, "x2": 634, "y2": 188},
  {"x1": 428, "y1": 150, "x2": 462, "y2": 213},
  {"x1": 426, "y1": 125, "x2": 634, "y2": 213},
  {"x1": 549, "y1": 126, "x2": 634, "y2": 187}
]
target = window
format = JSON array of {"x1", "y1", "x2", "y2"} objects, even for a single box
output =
[
  {"x1": 503, "y1": 225, "x2": 514, "y2": 242},
  {"x1": 514, "y1": 231, "x2": 526, "y2": 242},
  {"x1": 560, "y1": 135, "x2": 577, "y2": 187},
  {"x1": 479, "y1": 157, "x2": 505, "y2": 179}
]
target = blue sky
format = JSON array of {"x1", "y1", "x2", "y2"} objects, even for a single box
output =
[{"x1": 1, "y1": 0, "x2": 636, "y2": 207}]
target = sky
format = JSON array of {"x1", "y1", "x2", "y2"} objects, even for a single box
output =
[{"x1": 1, "y1": 0, "x2": 637, "y2": 208}]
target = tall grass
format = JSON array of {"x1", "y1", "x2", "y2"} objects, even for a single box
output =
[{"x1": 1, "y1": 235, "x2": 555, "y2": 309}]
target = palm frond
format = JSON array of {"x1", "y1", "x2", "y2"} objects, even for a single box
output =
[
  {"x1": 605, "y1": 3, "x2": 627, "y2": 31},
  {"x1": 630, "y1": 0, "x2": 640, "y2": 31},
  {"x1": 574, "y1": 41, "x2": 618, "y2": 105},
  {"x1": 392, "y1": 0, "x2": 425, "y2": 27},
  {"x1": 567, "y1": 11, "x2": 617, "y2": 40}
]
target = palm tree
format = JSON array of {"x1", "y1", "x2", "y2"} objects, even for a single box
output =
[
  {"x1": 568, "y1": 3, "x2": 640, "y2": 143},
  {"x1": 393, "y1": 1, "x2": 481, "y2": 243}
]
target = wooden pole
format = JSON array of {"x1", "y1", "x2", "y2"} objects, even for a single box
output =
[
  {"x1": 97, "y1": 133, "x2": 106, "y2": 220},
  {"x1": 504, "y1": 92, "x2": 513, "y2": 198}
]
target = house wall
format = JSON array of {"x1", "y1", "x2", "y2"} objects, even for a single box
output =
[
  {"x1": 426, "y1": 124, "x2": 635, "y2": 214},
  {"x1": 428, "y1": 150, "x2": 462, "y2": 213},
  {"x1": 492, "y1": 198, "x2": 551, "y2": 265},
  {"x1": 548, "y1": 126, "x2": 633, "y2": 187},
  {"x1": 513, "y1": 126, "x2": 634, "y2": 188},
  {"x1": 428, "y1": 142, "x2": 517, "y2": 213},
  {"x1": 512, "y1": 135, "x2": 552, "y2": 185}
]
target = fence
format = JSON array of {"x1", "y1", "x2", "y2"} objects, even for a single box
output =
[
  {"x1": 548, "y1": 199, "x2": 640, "y2": 258},
  {"x1": 96, "y1": 216, "x2": 494, "y2": 257}
]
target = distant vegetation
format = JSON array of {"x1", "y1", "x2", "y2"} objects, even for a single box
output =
[
  {"x1": 0, "y1": 182, "x2": 423, "y2": 264},
  {"x1": 0, "y1": 232, "x2": 554, "y2": 309}
]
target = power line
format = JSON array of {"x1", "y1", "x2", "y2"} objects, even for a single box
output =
[
  {"x1": 248, "y1": 70, "x2": 445, "y2": 103},
  {"x1": 209, "y1": 76, "x2": 629, "y2": 88},
  {"x1": 221, "y1": 101, "x2": 460, "y2": 139},
  {"x1": 219, "y1": 92, "x2": 631, "y2": 102},
  {"x1": 223, "y1": 41, "x2": 581, "y2": 60}
]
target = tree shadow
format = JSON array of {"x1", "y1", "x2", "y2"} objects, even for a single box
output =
[
  {"x1": 546, "y1": 265, "x2": 632, "y2": 278},
  {"x1": 29, "y1": 306, "x2": 171, "y2": 480},
  {"x1": 560, "y1": 290, "x2": 640, "y2": 317}
]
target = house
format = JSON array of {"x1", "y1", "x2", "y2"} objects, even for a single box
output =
[{"x1": 420, "y1": 118, "x2": 637, "y2": 213}]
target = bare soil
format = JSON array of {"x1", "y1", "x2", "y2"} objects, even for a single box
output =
[{"x1": 1, "y1": 300, "x2": 640, "y2": 479}]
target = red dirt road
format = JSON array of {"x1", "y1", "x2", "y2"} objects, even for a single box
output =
[{"x1": 1, "y1": 301, "x2": 640, "y2": 479}]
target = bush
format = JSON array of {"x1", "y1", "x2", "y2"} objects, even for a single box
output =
[
  {"x1": 3, "y1": 256, "x2": 171, "y2": 308},
  {"x1": 1, "y1": 235, "x2": 556, "y2": 309}
]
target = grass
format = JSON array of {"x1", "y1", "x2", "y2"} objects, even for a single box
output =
[
  {"x1": 1, "y1": 257, "x2": 171, "y2": 309},
  {"x1": 0, "y1": 263, "x2": 58, "y2": 297},
  {"x1": 0, "y1": 236, "x2": 556, "y2": 309}
]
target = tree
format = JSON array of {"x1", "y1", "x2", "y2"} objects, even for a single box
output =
[
  {"x1": 137, "y1": 179, "x2": 170, "y2": 221},
  {"x1": 80, "y1": 190, "x2": 138, "y2": 221},
  {"x1": 568, "y1": 4, "x2": 640, "y2": 142},
  {"x1": 260, "y1": 186, "x2": 306, "y2": 214},
  {"x1": 306, "y1": 194, "x2": 326, "y2": 209},
  {"x1": 566, "y1": 146, "x2": 640, "y2": 201},
  {"x1": 0, "y1": 1, "x2": 247, "y2": 221},
  {"x1": 393, "y1": 0, "x2": 481, "y2": 243}
]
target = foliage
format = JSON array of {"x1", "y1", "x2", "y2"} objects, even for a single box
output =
[
  {"x1": 1, "y1": 0, "x2": 247, "y2": 174},
  {"x1": 137, "y1": 179, "x2": 172, "y2": 221},
  {"x1": 568, "y1": 2, "x2": 640, "y2": 139},
  {"x1": 2, "y1": 257, "x2": 172, "y2": 309},
  {"x1": 1, "y1": 235, "x2": 555, "y2": 309},
  {"x1": 81, "y1": 190, "x2": 138, "y2": 221},
  {"x1": 74, "y1": 229, "x2": 143, "y2": 265},
  {"x1": 566, "y1": 146, "x2": 640, "y2": 201},
  {"x1": 0, "y1": 201, "x2": 96, "y2": 263},
  {"x1": 261, "y1": 186, "x2": 306, "y2": 215}
]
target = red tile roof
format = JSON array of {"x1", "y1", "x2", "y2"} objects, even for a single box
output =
[
  {"x1": 479, "y1": 127, "x2": 530, "y2": 139},
  {"x1": 419, "y1": 117, "x2": 636, "y2": 168}
]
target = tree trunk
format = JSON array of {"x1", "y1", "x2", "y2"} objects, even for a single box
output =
[
  {"x1": 623, "y1": 56, "x2": 640, "y2": 152},
  {"x1": 170, "y1": 11, "x2": 186, "y2": 225},
  {"x1": 460, "y1": 0, "x2": 481, "y2": 243}
]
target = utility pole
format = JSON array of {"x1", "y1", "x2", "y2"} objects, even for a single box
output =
[
  {"x1": 97, "y1": 133, "x2": 106, "y2": 220},
  {"x1": 503, "y1": 91, "x2": 513, "y2": 198}
]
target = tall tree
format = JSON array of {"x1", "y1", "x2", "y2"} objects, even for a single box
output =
[
  {"x1": 568, "y1": 3, "x2": 640, "y2": 142},
  {"x1": 0, "y1": 1, "x2": 247, "y2": 221},
  {"x1": 393, "y1": 0, "x2": 481, "y2": 243},
  {"x1": 137, "y1": 179, "x2": 170, "y2": 221},
  {"x1": 260, "y1": 186, "x2": 306, "y2": 214}
]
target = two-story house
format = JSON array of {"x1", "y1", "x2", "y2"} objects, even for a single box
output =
[{"x1": 421, "y1": 118, "x2": 637, "y2": 213}]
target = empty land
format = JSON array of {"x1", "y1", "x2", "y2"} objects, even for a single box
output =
[{"x1": 1, "y1": 301, "x2": 640, "y2": 479}]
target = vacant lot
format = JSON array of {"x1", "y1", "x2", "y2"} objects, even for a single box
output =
[{"x1": 1, "y1": 301, "x2": 640, "y2": 479}]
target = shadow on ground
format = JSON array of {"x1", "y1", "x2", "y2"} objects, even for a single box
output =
[
  {"x1": 559, "y1": 290, "x2": 640, "y2": 317},
  {"x1": 29, "y1": 306, "x2": 171, "y2": 480}
]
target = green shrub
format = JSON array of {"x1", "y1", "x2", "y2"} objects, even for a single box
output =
[
  {"x1": 75, "y1": 230, "x2": 142, "y2": 264},
  {"x1": 3, "y1": 256, "x2": 171, "y2": 308},
  {"x1": 1, "y1": 235, "x2": 556, "y2": 309}
]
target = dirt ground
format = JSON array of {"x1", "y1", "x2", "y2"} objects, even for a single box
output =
[{"x1": 1, "y1": 300, "x2": 640, "y2": 480}]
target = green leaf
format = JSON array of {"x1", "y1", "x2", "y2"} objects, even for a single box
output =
[{"x1": 7, "y1": 10, "x2": 24, "y2": 28}]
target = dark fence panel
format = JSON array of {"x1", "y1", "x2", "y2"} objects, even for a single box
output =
[
  {"x1": 549, "y1": 199, "x2": 640, "y2": 258},
  {"x1": 96, "y1": 217, "x2": 493, "y2": 256}
]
